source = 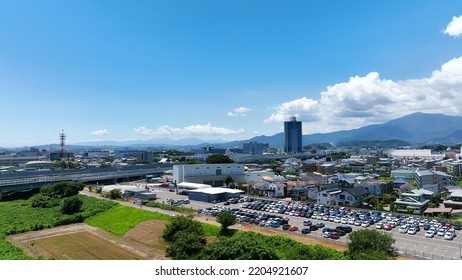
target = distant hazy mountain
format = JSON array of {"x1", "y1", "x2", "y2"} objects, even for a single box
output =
[
  {"x1": 242, "y1": 112, "x2": 462, "y2": 146},
  {"x1": 74, "y1": 137, "x2": 229, "y2": 147},
  {"x1": 13, "y1": 112, "x2": 462, "y2": 150}
]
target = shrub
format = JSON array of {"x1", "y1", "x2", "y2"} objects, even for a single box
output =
[
  {"x1": 109, "y1": 189, "x2": 122, "y2": 200},
  {"x1": 61, "y1": 196, "x2": 83, "y2": 215},
  {"x1": 30, "y1": 194, "x2": 60, "y2": 208}
]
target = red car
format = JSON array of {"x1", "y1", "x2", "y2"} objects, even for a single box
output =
[
  {"x1": 288, "y1": 225, "x2": 299, "y2": 231},
  {"x1": 383, "y1": 224, "x2": 392, "y2": 231},
  {"x1": 329, "y1": 232, "x2": 340, "y2": 239}
]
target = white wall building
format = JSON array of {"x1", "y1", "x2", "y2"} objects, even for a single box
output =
[
  {"x1": 268, "y1": 182, "x2": 285, "y2": 198},
  {"x1": 387, "y1": 149, "x2": 444, "y2": 160},
  {"x1": 173, "y1": 163, "x2": 245, "y2": 187},
  {"x1": 316, "y1": 188, "x2": 342, "y2": 206}
]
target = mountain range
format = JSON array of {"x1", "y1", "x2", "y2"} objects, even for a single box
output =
[
  {"x1": 244, "y1": 112, "x2": 462, "y2": 147},
  {"x1": 1, "y1": 112, "x2": 461, "y2": 150}
]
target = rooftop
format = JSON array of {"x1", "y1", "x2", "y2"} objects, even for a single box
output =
[{"x1": 188, "y1": 187, "x2": 244, "y2": 195}]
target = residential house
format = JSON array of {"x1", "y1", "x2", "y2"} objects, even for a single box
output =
[
  {"x1": 398, "y1": 183, "x2": 415, "y2": 194},
  {"x1": 391, "y1": 169, "x2": 416, "y2": 179},
  {"x1": 375, "y1": 166, "x2": 390, "y2": 177},
  {"x1": 443, "y1": 190, "x2": 462, "y2": 209},
  {"x1": 244, "y1": 169, "x2": 275, "y2": 183},
  {"x1": 268, "y1": 182, "x2": 286, "y2": 198},
  {"x1": 316, "y1": 187, "x2": 342, "y2": 206},
  {"x1": 336, "y1": 173, "x2": 363, "y2": 188},
  {"x1": 251, "y1": 181, "x2": 270, "y2": 196},
  {"x1": 354, "y1": 178, "x2": 392, "y2": 196},
  {"x1": 306, "y1": 185, "x2": 321, "y2": 200},
  {"x1": 301, "y1": 159, "x2": 319, "y2": 173},
  {"x1": 394, "y1": 189, "x2": 433, "y2": 215},
  {"x1": 414, "y1": 169, "x2": 450, "y2": 190},
  {"x1": 446, "y1": 161, "x2": 462, "y2": 177},
  {"x1": 292, "y1": 187, "x2": 308, "y2": 201},
  {"x1": 337, "y1": 186, "x2": 369, "y2": 206},
  {"x1": 392, "y1": 178, "x2": 409, "y2": 192},
  {"x1": 421, "y1": 184, "x2": 439, "y2": 194},
  {"x1": 318, "y1": 163, "x2": 336, "y2": 174},
  {"x1": 300, "y1": 173, "x2": 328, "y2": 185},
  {"x1": 348, "y1": 159, "x2": 367, "y2": 173}
]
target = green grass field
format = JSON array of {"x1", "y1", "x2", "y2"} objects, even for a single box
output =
[
  {"x1": 0, "y1": 195, "x2": 115, "y2": 260},
  {"x1": 85, "y1": 204, "x2": 172, "y2": 235}
]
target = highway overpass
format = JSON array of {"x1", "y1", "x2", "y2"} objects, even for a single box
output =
[{"x1": 0, "y1": 164, "x2": 173, "y2": 200}]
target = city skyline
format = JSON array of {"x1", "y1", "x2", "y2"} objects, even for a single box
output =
[{"x1": 1, "y1": 1, "x2": 462, "y2": 147}]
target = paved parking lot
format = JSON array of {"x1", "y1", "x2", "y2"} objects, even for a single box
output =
[{"x1": 151, "y1": 189, "x2": 462, "y2": 260}]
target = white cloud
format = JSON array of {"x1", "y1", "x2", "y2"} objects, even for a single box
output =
[
  {"x1": 444, "y1": 15, "x2": 462, "y2": 37},
  {"x1": 91, "y1": 129, "x2": 109, "y2": 136},
  {"x1": 133, "y1": 123, "x2": 245, "y2": 138},
  {"x1": 265, "y1": 56, "x2": 462, "y2": 134},
  {"x1": 227, "y1": 107, "x2": 251, "y2": 117},
  {"x1": 264, "y1": 97, "x2": 318, "y2": 123}
]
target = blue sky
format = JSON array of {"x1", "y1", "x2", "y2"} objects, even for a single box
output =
[{"x1": 1, "y1": 1, "x2": 462, "y2": 147}]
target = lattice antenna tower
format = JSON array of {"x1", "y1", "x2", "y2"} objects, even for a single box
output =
[{"x1": 60, "y1": 129, "x2": 66, "y2": 154}]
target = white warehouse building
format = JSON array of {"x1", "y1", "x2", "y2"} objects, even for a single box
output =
[{"x1": 173, "y1": 163, "x2": 245, "y2": 187}]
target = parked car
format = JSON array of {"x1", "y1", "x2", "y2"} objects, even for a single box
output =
[
  {"x1": 437, "y1": 228, "x2": 447, "y2": 236},
  {"x1": 303, "y1": 220, "x2": 312, "y2": 226},
  {"x1": 383, "y1": 224, "x2": 392, "y2": 231},
  {"x1": 425, "y1": 230, "x2": 436, "y2": 238},
  {"x1": 334, "y1": 226, "x2": 351, "y2": 233},
  {"x1": 288, "y1": 225, "x2": 299, "y2": 231},
  {"x1": 444, "y1": 231, "x2": 455, "y2": 240},
  {"x1": 301, "y1": 228, "x2": 311, "y2": 234},
  {"x1": 398, "y1": 225, "x2": 409, "y2": 233},
  {"x1": 282, "y1": 224, "x2": 290, "y2": 230},
  {"x1": 309, "y1": 224, "x2": 319, "y2": 231},
  {"x1": 454, "y1": 223, "x2": 462, "y2": 230},
  {"x1": 269, "y1": 220, "x2": 280, "y2": 228},
  {"x1": 407, "y1": 227, "x2": 418, "y2": 235},
  {"x1": 316, "y1": 222, "x2": 325, "y2": 228},
  {"x1": 328, "y1": 232, "x2": 340, "y2": 239}
]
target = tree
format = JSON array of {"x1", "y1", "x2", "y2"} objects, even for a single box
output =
[
  {"x1": 165, "y1": 231, "x2": 206, "y2": 260},
  {"x1": 216, "y1": 211, "x2": 236, "y2": 232},
  {"x1": 198, "y1": 233, "x2": 279, "y2": 260},
  {"x1": 29, "y1": 193, "x2": 60, "y2": 208},
  {"x1": 109, "y1": 189, "x2": 122, "y2": 200},
  {"x1": 381, "y1": 194, "x2": 396, "y2": 205},
  {"x1": 347, "y1": 229, "x2": 398, "y2": 260},
  {"x1": 61, "y1": 196, "x2": 83, "y2": 215},
  {"x1": 205, "y1": 154, "x2": 234, "y2": 164},
  {"x1": 40, "y1": 182, "x2": 83, "y2": 198},
  {"x1": 224, "y1": 175, "x2": 234, "y2": 186},
  {"x1": 162, "y1": 216, "x2": 204, "y2": 243}
]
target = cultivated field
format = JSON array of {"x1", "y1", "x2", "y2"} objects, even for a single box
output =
[{"x1": 7, "y1": 221, "x2": 170, "y2": 260}]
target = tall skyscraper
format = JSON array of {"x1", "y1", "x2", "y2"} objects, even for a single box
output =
[{"x1": 284, "y1": 116, "x2": 302, "y2": 154}]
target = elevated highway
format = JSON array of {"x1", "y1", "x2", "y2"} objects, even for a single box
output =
[{"x1": 0, "y1": 164, "x2": 173, "y2": 200}]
